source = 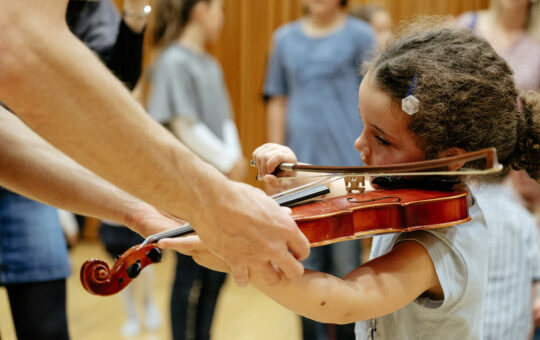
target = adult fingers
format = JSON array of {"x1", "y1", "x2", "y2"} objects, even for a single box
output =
[
  {"x1": 272, "y1": 248, "x2": 305, "y2": 281},
  {"x1": 157, "y1": 235, "x2": 200, "y2": 255},
  {"x1": 283, "y1": 208, "x2": 310, "y2": 261},
  {"x1": 231, "y1": 265, "x2": 249, "y2": 288}
]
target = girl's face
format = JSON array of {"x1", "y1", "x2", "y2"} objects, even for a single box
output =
[
  {"x1": 200, "y1": 0, "x2": 224, "y2": 41},
  {"x1": 303, "y1": 0, "x2": 343, "y2": 16},
  {"x1": 354, "y1": 73, "x2": 425, "y2": 166}
]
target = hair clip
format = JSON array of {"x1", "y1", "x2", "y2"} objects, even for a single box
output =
[
  {"x1": 517, "y1": 97, "x2": 523, "y2": 114},
  {"x1": 402, "y1": 75, "x2": 419, "y2": 115}
]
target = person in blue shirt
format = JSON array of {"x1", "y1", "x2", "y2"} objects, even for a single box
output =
[{"x1": 263, "y1": 1, "x2": 375, "y2": 339}]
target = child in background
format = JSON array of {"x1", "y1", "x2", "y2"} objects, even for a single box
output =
[
  {"x1": 350, "y1": 4, "x2": 393, "y2": 48},
  {"x1": 456, "y1": 2, "x2": 540, "y2": 337},
  {"x1": 140, "y1": 0, "x2": 246, "y2": 339},
  {"x1": 159, "y1": 24, "x2": 540, "y2": 340}
]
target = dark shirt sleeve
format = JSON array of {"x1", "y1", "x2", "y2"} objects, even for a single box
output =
[
  {"x1": 263, "y1": 32, "x2": 289, "y2": 101},
  {"x1": 66, "y1": 0, "x2": 144, "y2": 90},
  {"x1": 107, "y1": 20, "x2": 144, "y2": 90}
]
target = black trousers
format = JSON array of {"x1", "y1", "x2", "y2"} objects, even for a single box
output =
[
  {"x1": 5, "y1": 279, "x2": 70, "y2": 340},
  {"x1": 171, "y1": 253, "x2": 226, "y2": 340}
]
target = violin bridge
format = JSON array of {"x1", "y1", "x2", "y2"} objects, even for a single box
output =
[{"x1": 344, "y1": 176, "x2": 365, "y2": 194}]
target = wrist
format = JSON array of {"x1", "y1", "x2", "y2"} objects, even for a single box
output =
[{"x1": 120, "y1": 196, "x2": 152, "y2": 236}]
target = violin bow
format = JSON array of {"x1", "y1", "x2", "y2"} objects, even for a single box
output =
[{"x1": 276, "y1": 147, "x2": 502, "y2": 177}]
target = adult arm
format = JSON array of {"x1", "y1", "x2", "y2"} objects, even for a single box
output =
[
  {"x1": 264, "y1": 32, "x2": 288, "y2": 145},
  {"x1": 266, "y1": 96, "x2": 287, "y2": 144},
  {"x1": 0, "y1": 108, "x2": 181, "y2": 236},
  {"x1": 0, "y1": 0, "x2": 308, "y2": 286}
]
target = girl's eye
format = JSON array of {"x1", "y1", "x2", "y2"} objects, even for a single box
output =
[{"x1": 375, "y1": 135, "x2": 391, "y2": 146}]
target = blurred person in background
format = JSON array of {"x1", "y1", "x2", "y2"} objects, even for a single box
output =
[
  {"x1": 263, "y1": 0, "x2": 375, "y2": 339},
  {"x1": 456, "y1": 1, "x2": 540, "y2": 338},
  {"x1": 350, "y1": 3, "x2": 393, "y2": 48},
  {"x1": 138, "y1": 0, "x2": 247, "y2": 339}
]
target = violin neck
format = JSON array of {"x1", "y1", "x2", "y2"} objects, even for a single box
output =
[
  {"x1": 275, "y1": 185, "x2": 330, "y2": 207},
  {"x1": 144, "y1": 224, "x2": 195, "y2": 245}
]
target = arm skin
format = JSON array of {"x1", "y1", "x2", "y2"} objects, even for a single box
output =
[
  {"x1": 159, "y1": 235, "x2": 442, "y2": 324},
  {"x1": 0, "y1": 108, "x2": 183, "y2": 236},
  {"x1": 266, "y1": 96, "x2": 287, "y2": 145},
  {"x1": 0, "y1": 0, "x2": 309, "y2": 287}
]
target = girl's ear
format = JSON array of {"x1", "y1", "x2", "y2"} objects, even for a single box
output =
[{"x1": 438, "y1": 147, "x2": 467, "y2": 171}]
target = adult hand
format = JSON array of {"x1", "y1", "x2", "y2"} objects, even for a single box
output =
[
  {"x1": 122, "y1": 0, "x2": 151, "y2": 33},
  {"x1": 158, "y1": 235, "x2": 230, "y2": 273},
  {"x1": 193, "y1": 180, "x2": 309, "y2": 287}
]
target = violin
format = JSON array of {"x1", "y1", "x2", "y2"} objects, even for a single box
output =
[{"x1": 80, "y1": 148, "x2": 501, "y2": 296}]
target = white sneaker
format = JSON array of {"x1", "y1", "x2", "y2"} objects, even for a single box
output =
[
  {"x1": 145, "y1": 303, "x2": 162, "y2": 331},
  {"x1": 121, "y1": 318, "x2": 140, "y2": 337}
]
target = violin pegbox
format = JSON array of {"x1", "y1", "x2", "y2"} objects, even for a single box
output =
[{"x1": 344, "y1": 176, "x2": 365, "y2": 194}]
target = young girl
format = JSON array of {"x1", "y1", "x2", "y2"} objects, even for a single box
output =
[
  {"x1": 140, "y1": 0, "x2": 246, "y2": 339},
  {"x1": 159, "y1": 25, "x2": 540, "y2": 339}
]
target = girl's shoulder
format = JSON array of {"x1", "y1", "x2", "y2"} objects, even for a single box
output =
[
  {"x1": 345, "y1": 16, "x2": 374, "y2": 34},
  {"x1": 343, "y1": 16, "x2": 375, "y2": 46},
  {"x1": 157, "y1": 44, "x2": 194, "y2": 65},
  {"x1": 154, "y1": 45, "x2": 218, "y2": 74},
  {"x1": 273, "y1": 20, "x2": 303, "y2": 42}
]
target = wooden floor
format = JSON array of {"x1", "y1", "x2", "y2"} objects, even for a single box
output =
[{"x1": 0, "y1": 240, "x2": 302, "y2": 340}]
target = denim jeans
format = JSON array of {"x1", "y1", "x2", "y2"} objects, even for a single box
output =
[{"x1": 0, "y1": 188, "x2": 70, "y2": 284}]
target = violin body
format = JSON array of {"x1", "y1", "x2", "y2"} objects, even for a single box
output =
[
  {"x1": 80, "y1": 188, "x2": 470, "y2": 296},
  {"x1": 292, "y1": 188, "x2": 470, "y2": 247}
]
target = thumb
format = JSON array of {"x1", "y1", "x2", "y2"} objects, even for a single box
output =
[{"x1": 157, "y1": 235, "x2": 201, "y2": 255}]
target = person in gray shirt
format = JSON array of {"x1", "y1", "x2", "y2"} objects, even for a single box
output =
[{"x1": 142, "y1": 0, "x2": 246, "y2": 338}]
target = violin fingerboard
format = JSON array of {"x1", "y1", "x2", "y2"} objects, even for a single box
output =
[{"x1": 275, "y1": 185, "x2": 330, "y2": 207}]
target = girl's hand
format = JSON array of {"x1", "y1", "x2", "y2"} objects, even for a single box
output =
[
  {"x1": 252, "y1": 143, "x2": 298, "y2": 188},
  {"x1": 158, "y1": 235, "x2": 231, "y2": 273}
]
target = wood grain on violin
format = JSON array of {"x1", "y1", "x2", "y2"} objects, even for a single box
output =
[{"x1": 292, "y1": 189, "x2": 470, "y2": 247}]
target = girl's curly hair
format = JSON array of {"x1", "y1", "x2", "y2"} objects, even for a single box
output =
[{"x1": 367, "y1": 26, "x2": 540, "y2": 181}]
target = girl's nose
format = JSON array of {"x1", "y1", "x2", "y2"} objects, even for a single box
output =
[{"x1": 354, "y1": 133, "x2": 369, "y2": 163}]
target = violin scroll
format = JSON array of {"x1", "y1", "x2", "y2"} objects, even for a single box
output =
[
  {"x1": 80, "y1": 244, "x2": 162, "y2": 296},
  {"x1": 80, "y1": 225, "x2": 193, "y2": 296}
]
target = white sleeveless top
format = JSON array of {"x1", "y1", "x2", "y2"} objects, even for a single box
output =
[{"x1": 355, "y1": 196, "x2": 488, "y2": 339}]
